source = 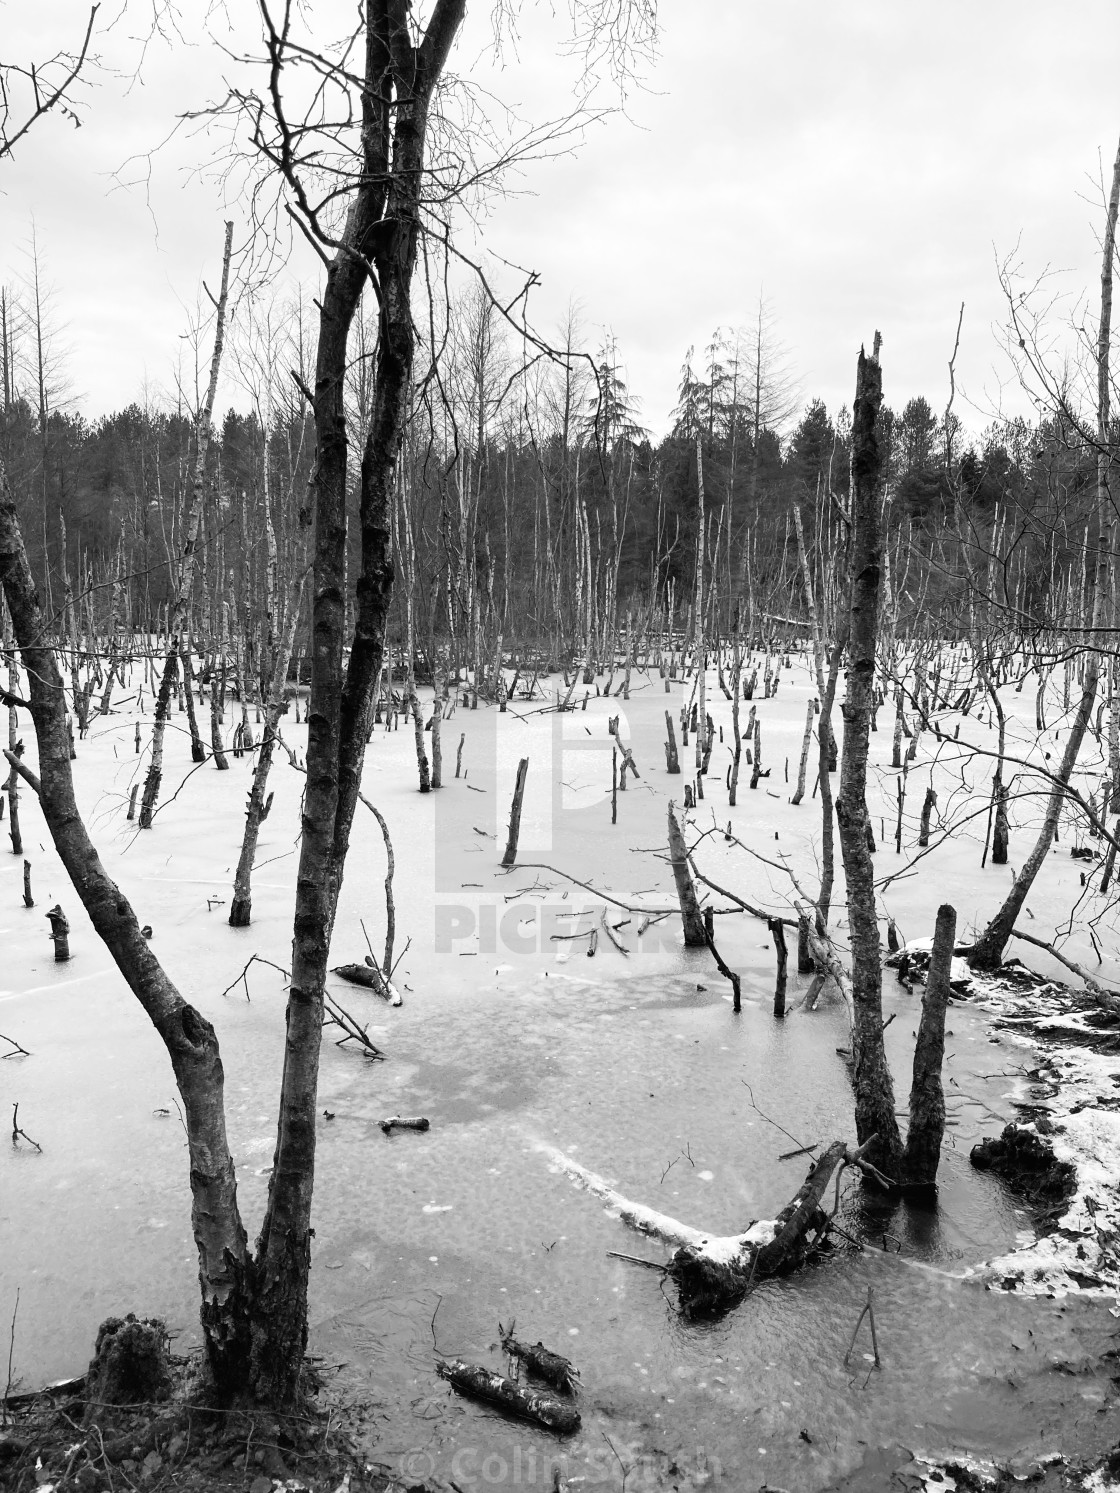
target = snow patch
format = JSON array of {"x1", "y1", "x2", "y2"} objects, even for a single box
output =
[{"x1": 964, "y1": 972, "x2": 1120, "y2": 1298}]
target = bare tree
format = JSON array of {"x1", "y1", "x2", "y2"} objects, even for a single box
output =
[
  {"x1": 0, "y1": 6, "x2": 100, "y2": 162},
  {"x1": 970, "y1": 136, "x2": 1120, "y2": 971},
  {"x1": 138, "y1": 220, "x2": 234, "y2": 826}
]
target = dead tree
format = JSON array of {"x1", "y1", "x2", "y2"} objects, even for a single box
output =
[
  {"x1": 693, "y1": 435, "x2": 706, "y2": 772},
  {"x1": 667, "y1": 801, "x2": 706, "y2": 946},
  {"x1": 542, "y1": 1136, "x2": 889, "y2": 1320},
  {"x1": 501, "y1": 757, "x2": 529, "y2": 867},
  {"x1": 0, "y1": 452, "x2": 252, "y2": 1395},
  {"x1": 835, "y1": 337, "x2": 902, "y2": 1176},
  {"x1": 229, "y1": 534, "x2": 306, "y2": 927},
  {"x1": 3, "y1": 597, "x2": 20, "y2": 856},
  {"x1": 972, "y1": 135, "x2": 1119, "y2": 969},
  {"x1": 138, "y1": 222, "x2": 234, "y2": 828},
  {"x1": 900, "y1": 903, "x2": 955, "y2": 1188},
  {"x1": 969, "y1": 661, "x2": 1099, "y2": 970}
]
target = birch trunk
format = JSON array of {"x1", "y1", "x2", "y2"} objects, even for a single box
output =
[
  {"x1": 250, "y1": 2, "x2": 466, "y2": 1408},
  {"x1": 0, "y1": 453, "x2": 254, "y2": 1394},
  {"x1": 139, "y1": 221, "x2": 233, "y2": 827},
  {"x1": 229, "y1": 556, "x2": 306, "y2": 928}
]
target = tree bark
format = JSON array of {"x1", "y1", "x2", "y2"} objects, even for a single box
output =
[
  {"x1": 667, "y1": 801, "x2": 706, "y2": 946},
  {"x1": 249, "y1": 1, "x2": 466, "y2": 1409},
  {"x1": 835, "y1": 339, "x2": 902, "y2": 1177},
  {"x1": 3, "y1": 596, "x2": 21, "y2": 856},
  {"x1": 900, "y1": 902, "x2": 955, "y2": 1188},
  {"x1": 0, "y1": 453, "x2": 254, "y2": 1395}
]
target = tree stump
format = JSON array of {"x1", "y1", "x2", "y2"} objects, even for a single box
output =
[
  {"x1": 46, "y1": 904, "x2": 70, "y2": 961},
  {"x1": 85, "y1": 1316, "x2": 172, "y2": 1412}
]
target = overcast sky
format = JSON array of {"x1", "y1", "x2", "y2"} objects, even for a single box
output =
[{"x1": 2, "y1": 0, "x2": 1118, "y2": 441}]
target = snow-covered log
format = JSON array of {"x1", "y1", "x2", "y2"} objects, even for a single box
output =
[{"x1": 539, "y1": 1137, "x2": 888, "y2": 1319}]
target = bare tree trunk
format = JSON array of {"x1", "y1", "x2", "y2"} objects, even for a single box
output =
[
  {"x1": 971, "y1": 144, "x2": 1117, "y2": 970},
  {"x1": 816, "y1": 638, "x2": 844, "y2": 926},
  {"x1": 210, "y1": 601, "x2": 230, "y2": 770},
  {"x1": 249, "y1": 3, "x2": 466, "y2": 1408},
  {"x1": 3, "y1": 596, "x2": 21, "y2": 855},
  {"x1": 667, "y1": 801, "x2": 705, "y2": 946},
  {"x1": 836, "y1": 337, "x2": 902, "y2": 1177},
  {"x1": 901, "y1": 903, "x2": 955, "y2": 1188},
  {"x1": 229, "y1": 561, "x2": 305, "y2": 928},
  {"x1": 728, "y1": 629, "x2": 742, "y2": 804},
  {"x1": 0, "y1": 454, "x2": 254, "y2": 1394},
  {"x1": 791, "y1": 699, "x2": 814, "y2": 806},
  {"x1": 139, "y1": 221, "x2": 233, "y2": 827},
  {"x1": 694, "y1": 436, "x2": 706, "y2": 773},
  {"x1": 969, "y1": 661, "x2": 1099, "y2": 971}
]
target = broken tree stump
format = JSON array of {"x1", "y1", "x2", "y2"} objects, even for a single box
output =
[
  {"x1": 918, "y1": 786, "x2": 937, "y2": 847},
  {"x1": 45, "y1": 904, "x2": 70, "y2": 962},
  {"x1": 436, "y1": 1358, "x2": 581, "y2": 1433},
  {"x1": 501, "y1": 757, "x2": 529, "y2": 868},
  {"x1": 85, "y1": 1316, "x2": 172, "y2": 1412},
  {"x1": 667, "y1": 801, "x2": 706, "y2": 947},
  {"x1": 770, "y1": 917, "x2": 788, "y2": 1016},
  {"x1": 499, "y1": 1325, "x2": 578, "y2": 1394},
  {"x1": 664, "y1": 710, "x2": 681, "y2": 773}
]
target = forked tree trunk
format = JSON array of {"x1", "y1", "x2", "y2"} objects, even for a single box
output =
[
  {"x1": 835, "y1": 338, "x2": 903, "y2": 1177},
  {"x1": 248, "y1": 3, "x2": 466, "y2": 1409}
]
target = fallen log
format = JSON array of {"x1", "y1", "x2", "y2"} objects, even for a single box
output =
[
  {"x1": 331, "y1": 958, "x2": 402, "y2": 1005},
  {"x1": 538, "y1": 1136, "x2": 888, "y2": 1320},
  {"x1": 499, "y1": 1324, "x2": 578, "y2": 1394},
  {"x1": 436, "y1": 1358, "x2": 580, "y2": 1433},
  {"x1": 379, "y1": 1115, "x2": 430, "y2": 1135}
]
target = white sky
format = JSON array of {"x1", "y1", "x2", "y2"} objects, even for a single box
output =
[{"x1": 2, "y1": 0, "x2": 1118, "y2": 440}]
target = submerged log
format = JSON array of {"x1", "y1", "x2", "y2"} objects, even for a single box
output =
[
  {"x1": 437, "y1": 1358, "x2": 580, "y2": 1433},
  {"x1": 500, "y1": 1324, "x2": 578, "y2": 1394}
]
